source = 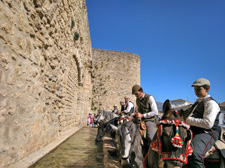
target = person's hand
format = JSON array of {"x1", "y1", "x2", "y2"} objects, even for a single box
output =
[
  {"x1": 131, "y1": 113, "x2": 136, "y2": 117},
  {"x1": 135, "y1": 112, "x2": 143, "y2": 118},
  {"x1": 183, "y1": 111, "x2": 192, "y2": 122},
  {"x1": 185, "y1": 116, "x2": 191, "y2": 123}
]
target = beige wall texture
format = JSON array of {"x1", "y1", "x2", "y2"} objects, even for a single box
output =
[
  {"x1": 0, "y1": 0, "x2": 92, "y2": 167},
  {"x1": 0, "y1": 0, "x2": 141, "y2": 167},
  {"x1": 92, "y1": 49, "x2": 140, "y2": 112}
]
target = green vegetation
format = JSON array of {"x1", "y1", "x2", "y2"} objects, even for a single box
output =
[
  {"x1": 95, "y1": 65, "x2": 99, "y2": 70},
  {"x1": 80, "y1": 37, "x2": 84, "y2": 44},
  {"x1": 91, "y1": 99, "x2": 97, "y2": 110},
  {"x1": 85, "y1": 62, "x2": 90, "y2": 69},
  {"x1": 71, "y1": 19, "x2": 75, "y2": 29},
  {"x1": 74, "y1": 32, "x2": 79, "y2": 41}
]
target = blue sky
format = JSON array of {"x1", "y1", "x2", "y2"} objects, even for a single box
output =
[{"x1": 86, "y1": 0, "x2": 225, "y2": 103}]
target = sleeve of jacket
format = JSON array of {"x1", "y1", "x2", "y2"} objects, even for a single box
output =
[
  {"x1": 186, "y1": 100, "x2": 220, "y2": 129},
  {"x1": 143, "y1": 96, "x2": 158, "y2": 118}
]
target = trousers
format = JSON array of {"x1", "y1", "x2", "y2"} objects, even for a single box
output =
[
  {"x1": 145, "y1": 120, "x2": 156, "y2": 143},
  {"x1": 187, "y1": 130, "x2": 219, "y2": 168}
]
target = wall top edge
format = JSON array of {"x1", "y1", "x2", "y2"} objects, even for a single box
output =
[{"x1": 92, "y1": 48, "x2": 140, "y2": 58}]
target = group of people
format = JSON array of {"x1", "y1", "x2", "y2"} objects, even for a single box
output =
[
  {"x1": 112, "y1": 78, "x2": 221, "y2": 168},
  {"x1": 87, "y1": 113, "x2": 96, "y2": 127},
  {"x1": 111, "y1": 84, "x2": 160, "y2": 146},
  {"x1": 111, "y1": 96, "x2": 135, "y2": 116}
]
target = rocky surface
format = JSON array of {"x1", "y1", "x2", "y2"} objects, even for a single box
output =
[
  {"x1": 92, "y1": 49, "x2": 140, "y2": 112},
  {"x1": 103, "y1": 135, "x2": 120, "y2": 168},
  {"x1": 0, "y1": 0, "x2": 92, "y2": 167},
  {"x1": 0, "y1": 0, "x2": 140, "y2": 167}
]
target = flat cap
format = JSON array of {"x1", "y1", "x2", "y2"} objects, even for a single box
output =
[
  {"x1": 124, "y1": 96, "x2": 130, "y2": 99},
  {"x1": 132, "y1": 84, "x2": 141, "y2": 94},
  {"x1": 191, "y1": 78, "x2": 210, "y2": 87}
]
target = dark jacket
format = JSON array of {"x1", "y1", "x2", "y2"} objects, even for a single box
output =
[
  {"x1": 136, "y1": 93, "x2": 155, "y2": 122},
  {"x1": 190, "y1": 97, "x2": 220, "y2": 135}
]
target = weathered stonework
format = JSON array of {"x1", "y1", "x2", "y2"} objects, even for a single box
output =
[
  {"x1": 92, "y1": 49, "x2": 140, "y2": 111},
  {"x1": 0, "y1": 0, "x2": 141, "y2": 167},
  {"x1": 0, "y1": 0, "x2": 92, "y2": 167}
]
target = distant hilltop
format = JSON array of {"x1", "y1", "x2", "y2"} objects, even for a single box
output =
[{"x1": 157, "y1": 99, "x2": 194, "y2": 112}]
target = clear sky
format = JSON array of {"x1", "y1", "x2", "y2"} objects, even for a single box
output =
[{"x1": 86, "y1": 0, "x2": 225, "y2": 104}]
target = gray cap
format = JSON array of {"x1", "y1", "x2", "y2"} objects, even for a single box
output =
[{"x1": 191, "y1": 78, "x2": 210, "y2": 87}]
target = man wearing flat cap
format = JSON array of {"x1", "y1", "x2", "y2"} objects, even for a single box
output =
[
  {"x1": 121, "y1": 96, "x2": 134, "y2": 116},
  {"x1": 185, "y1": 78, "x2": 221, "y2": 168},
  {"x1": 132, "y1": 84, "x2": 158, "y2": 145},
  {"x1": 120, "y1": 101, "x2": 125, "y2": 112}
]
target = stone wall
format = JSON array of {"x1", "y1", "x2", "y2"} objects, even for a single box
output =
[
  {"x1": 92, "y1": 49, "x2": 140, "y2": 112},
  {"x1": 0, "y1": 0, "x2": 92, "y2": 167}
]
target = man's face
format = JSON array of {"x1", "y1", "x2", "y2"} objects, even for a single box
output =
[
  {"x1": 134, "y1": 91, "x2": 142, "y2": 99},
  {"x1": 194, "y1": 86, "x2": 209, "y2": 98},
  {"x1": 125, "y1": 98, "x2": 129, "y2": 103}
]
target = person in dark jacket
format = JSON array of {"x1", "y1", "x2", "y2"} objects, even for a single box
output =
[
  {"x1": 112, "y1": 105, "x2": 118, "y2": 114},
  {"x1": 120, "y1": 100, "x2": 125, "y2": 112},
  {"x1": 132, "y1": 85, "x2": 158, "y2": 144},
  {"x1": 185, "y1": 78, "x2": 220, "y2": 168},
  {"x1": 122, "y1": 96, "x2": 135, "y2": 116}
]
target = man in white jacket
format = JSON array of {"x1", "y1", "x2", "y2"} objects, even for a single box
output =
[{"x1": 122, "y1": 96, "x2": 135, "y2": 116}]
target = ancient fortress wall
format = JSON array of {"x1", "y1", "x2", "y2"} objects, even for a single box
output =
[
  {"x1": 0, "y1": 0, "x2": 92, "y2": 167},
  {"x1": 92, "y1": 49, "x2": 140, "y2": 111}
]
